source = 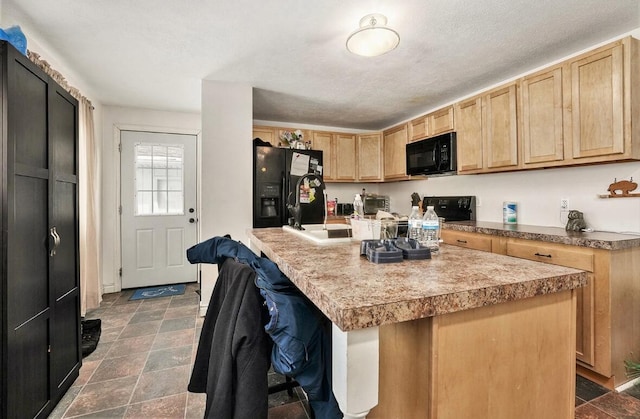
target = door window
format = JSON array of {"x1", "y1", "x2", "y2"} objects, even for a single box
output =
[{"x1": 134, "y1": 143, "x2": 184, "y2": 215}]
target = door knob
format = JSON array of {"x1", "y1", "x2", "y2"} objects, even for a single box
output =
[
  {"x1": 189, "y1": 208, "x2": 195, "y2": 213},
  {"x1": 189, "y1": 218, "x2": 196, "y2": 223}
]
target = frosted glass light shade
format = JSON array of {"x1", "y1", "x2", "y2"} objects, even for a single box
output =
[{"x1": 346, "y1": 14, "x2": 400, "y2": 57}]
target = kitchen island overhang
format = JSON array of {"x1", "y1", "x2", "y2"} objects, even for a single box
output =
[{"x1": 248, "y1": 227, "x2": 587, "y2": 419}]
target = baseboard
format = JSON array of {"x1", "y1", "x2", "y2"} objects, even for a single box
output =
[
  {"x1": 102, "y1": 284, "x2": 118, "y2": 294},
  {"x1": 616, "y1": 376, "x2": 640, "y2": 392}
]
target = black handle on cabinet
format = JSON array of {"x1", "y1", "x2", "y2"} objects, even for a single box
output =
[
  {"x1": 534, "y1": 252, "x2": 552, "y2": 258},
  {"x1": 456, "y1": 239, "x2": 468, "y2": 244}
]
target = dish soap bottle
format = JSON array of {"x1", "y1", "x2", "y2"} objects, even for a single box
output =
[
  {"x1": 353, "y1": 194, "x2": 364, "y2": 219},
  {"x1": 408, "y1": 206, "x2": 421, "y2": 241},
  {"x1": 421, "y1": 205, "x2": 440, "y2": 253}
]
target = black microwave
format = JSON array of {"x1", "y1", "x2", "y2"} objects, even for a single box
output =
[{"x1": 405, "y1": 132, "x2": 457, "y2": 176}]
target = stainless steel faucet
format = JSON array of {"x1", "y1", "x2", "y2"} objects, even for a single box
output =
[{"x1": 287, "y1": 173, "x2": 326, "y2": 230}]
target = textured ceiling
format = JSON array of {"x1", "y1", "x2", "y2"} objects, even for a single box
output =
[{"x1": 3, "y1": 0, "x2": 639, "y2": 130}]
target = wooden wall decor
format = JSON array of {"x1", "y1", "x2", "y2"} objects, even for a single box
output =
[{"x1": 598, "y1": 178, "x2": 640, "y2": 198}]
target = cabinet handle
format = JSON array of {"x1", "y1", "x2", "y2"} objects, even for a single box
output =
[
  {"x1": 534, "y1": 252, "x2": 552, "y2": 258},
  {"x1": 456, "y1": 239, "x2": 468, "y2": 244},
  {"x1": 49, "y1": 227, "x2": 61, "y2": 256}
]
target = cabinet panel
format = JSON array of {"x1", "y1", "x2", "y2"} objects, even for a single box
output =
[
  {"x1": 311, "y1": 131, "x2": 334, "y2": 180},
  {"x1": 570, "y1": 43, "x2": 624, "y2": 159},
  {"x1": 383, "y1": 124, "x2": 408, "y2": 180},
  {"x1": 11, "y1": 60, "x2": 48, "y2": 169},
  {"x1": 521, "y1": 66, "x2": 565, "y2": 165},
  {"x1": 455, "y1": 97, "x2": 484, "y2": 173},
  {"x1": 428, "y1": 106, "x2": 454, "y2": 136},
  {"x1": 506, "y1": 240, "x2": 594, "y2": 272},
  {"x1": 357, "y1": 133, "x2": 382, "y2": 181},
  {"x1": 441, "y1": 230, "x2": 492, "y2": 252},
  {"x1": 484, "y1": 84, "x2": 518, "y2": 169},
  {"x1": 409, "y1": 116, "x2": 427, "y2": 142},
  {"x1": 335, "y1": 134, "x2": 357, "y2": 181},
  {"x1": 252, "y1": 126, "x2": 277, "y2": 145}
]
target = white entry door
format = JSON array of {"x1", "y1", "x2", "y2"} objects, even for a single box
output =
[{"x1": 120, "y1": 130, "x2": 198, "y2": 289}]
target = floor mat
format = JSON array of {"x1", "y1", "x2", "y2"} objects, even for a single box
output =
[{"x1": 129, "y1": 284, "x2": 186, "y2": 300}]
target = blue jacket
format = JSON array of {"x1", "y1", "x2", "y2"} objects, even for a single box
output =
[{"x1": 186, "y1": 236, "x2": 342, "y2": 419}]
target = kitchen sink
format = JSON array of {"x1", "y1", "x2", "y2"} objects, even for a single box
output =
[{"x1": 282, "y1": 224, "x2": 353, "y2": 244}]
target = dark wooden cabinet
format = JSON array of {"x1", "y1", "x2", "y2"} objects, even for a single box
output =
[{"x1": 1, "y1": 41, "x2": 80, "y2": 418}]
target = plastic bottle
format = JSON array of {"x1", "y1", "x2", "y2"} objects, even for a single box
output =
[
  {"x1": 408, "y1": 206, "x2": 422, "y2": 241},
  {"x1": 353, "y1": 194, "x2": 364, "y2": 219},
  {"x1": 421, "y1": 206, "x2": 440, "y2": 253}
]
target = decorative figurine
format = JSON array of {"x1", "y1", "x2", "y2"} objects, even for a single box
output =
[
  {"x1": 608, "y1": 177, "x2": 638, "y2": 196},
  {"x1": 565, "y1": 210, "x2": 587, "y2": 232}
]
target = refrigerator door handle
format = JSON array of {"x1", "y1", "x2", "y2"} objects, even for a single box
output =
[{"x1": 281, "y1": 172, "x2": 287, "y2": 225}]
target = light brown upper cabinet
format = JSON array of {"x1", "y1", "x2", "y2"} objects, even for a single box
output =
[
  {"x1": 484, "y1": 83, "x2": 519, "y2": 170},
  {"x1": 253, "y1": 126, "x2": 278, "y2": 145},
  {"x1": 455, "y1": 84, "x2": 518, "y2": 173},
  {"x1": 429, "y1": 106, "x2": 455, "y2": 136},
  {"x1": 409, "y1": 115, "x2": 427, "y2": 142},
  {"x1": 520, "y1": 65, "x2": 565, "y2": 167},
  {"x1": 383, "y1": 124, "x2": 409, "y2": 181},
  {"x1": 357, "y1": 133, "x2": 383, "y2": 181},
  {"x1": 334, "y1": 133, "x2": 357, "y2": 181},
  {"x1": 455, "y1": 96, "x2": 484, "y2": 173},
  {"x1": 568, "y1": 39, "x2": 633, "y2": 162},
  {"x1": 311, "y1": 131, "x2": 335, "y2": 181},
  {"x1": 409, "y1": 106, "x2": 455, "y2": 142}
]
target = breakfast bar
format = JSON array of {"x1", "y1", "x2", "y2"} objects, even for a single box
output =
[{"x1": 248, "y1": 227, "x2": 588, "y2": 419}]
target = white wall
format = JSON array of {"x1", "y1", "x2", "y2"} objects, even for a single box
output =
[
  {"x1": 200, "y1": 81, "x2": 253, "y2": 306},
  {"x1": 100, "y1": 106, "x2": 201, "y2": 293},
  {"x1": 379, "y1": 161, "x2": 640, "y2": 233}
]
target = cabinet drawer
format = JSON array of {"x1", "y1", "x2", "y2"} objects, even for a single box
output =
[
  {"x1": 442, "y1": 230, "x2": 493, "y2": 252},
  {"x1": 506, "y1": 240, "x2": 594, "y2": 272}
]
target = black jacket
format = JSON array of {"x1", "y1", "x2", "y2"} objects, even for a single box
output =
[{"x1": 188, "y1": 258, "x2": 273, "y2": 419}]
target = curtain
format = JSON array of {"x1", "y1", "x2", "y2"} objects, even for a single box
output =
[{"x1": 27, "y1": 51, "x2": 102, "y2": 315}]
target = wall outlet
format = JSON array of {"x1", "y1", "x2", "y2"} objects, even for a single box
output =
[{"x1": 560, "y1": 198, "x2": 569, "y2": 210}]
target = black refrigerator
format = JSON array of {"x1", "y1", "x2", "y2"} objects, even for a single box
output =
[{"x1": 253, "y1": 142, "x2": 324, "y2": 228}]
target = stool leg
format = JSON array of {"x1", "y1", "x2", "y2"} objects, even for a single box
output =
[{"x1": 285, "y1": 375, "x2": 294, "y2": 397}]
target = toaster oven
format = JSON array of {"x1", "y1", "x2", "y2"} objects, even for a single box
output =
[{"x1": 363, "y1": 195, "x2": 390, "y2": 215}]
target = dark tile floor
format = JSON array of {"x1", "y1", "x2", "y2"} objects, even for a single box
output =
[
  {"x1": 575, "y1": 375, "x2": 640, "y2": 418},
  {"x1": 48, "y1": 283, "x2": 312, "y2": 419},
  {"x1": 49, "y1": 283, "x2": 640, "y2": 418}
]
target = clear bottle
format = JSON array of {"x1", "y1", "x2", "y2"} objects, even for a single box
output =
[
  {"x1": 353, "y1": 194, "x2": 364, "y2": 219},
  {"x1": 408, "y1": 206, "x2": 422, "y2": 241},
  {"x1": 421, "y1": 206, "x2": 440, "y2": 253}
]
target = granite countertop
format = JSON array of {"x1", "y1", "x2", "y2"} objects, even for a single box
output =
[
  {"x1": 443, "y1": 221, "x2": 640, "y2": 250},
  {"x1": 247, "y1": 227, "x2": 587, "y2": 332}
]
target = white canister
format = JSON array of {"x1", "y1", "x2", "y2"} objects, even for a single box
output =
[{"x1": 503, "y1": 201, "x2": 517, "y2": 224}]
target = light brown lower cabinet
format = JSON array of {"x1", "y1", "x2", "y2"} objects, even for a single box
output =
[
  {"x1": 369, "y1": 290, "x2": 577, "y2": 419},
  {"x1": 443, "y1": 231, "x2": 640, "y2": 389}
]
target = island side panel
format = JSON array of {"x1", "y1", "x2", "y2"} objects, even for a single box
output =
[{"x1": 370, "y1": 290, "x2": 576, "y2": 419}]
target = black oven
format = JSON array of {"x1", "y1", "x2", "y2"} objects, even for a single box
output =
[{"x1": 405, "y1": 132, "x2": 457, "y2": 176}]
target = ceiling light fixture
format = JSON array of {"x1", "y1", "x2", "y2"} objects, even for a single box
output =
[{"x1": 346, "y1": 13, "x2": 400, "y2": 57}]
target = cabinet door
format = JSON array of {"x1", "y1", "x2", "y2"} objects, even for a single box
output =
[
  {"x1": 253, "y1": 126, "x2": 277, "y2": 145},
  {"x1": 383, "y1": 124, "x2": 408, "y2": 180},
  {"x1": 6, "y1": 53, "x2": 53, "y2": 418},
  {"x1": 334, "y1": 134, "x2": 357, "y2": 181},
  {"x1": 521, "y1": 66, "x2": 565, "y2": 165},
  {"x1": 409, "y1": 115, "x2": 427, "y2": 142},
  {"x1": 357, "y1": 133, "x2": 382, "y2": 181},
  {"x1": 484, "y1": 84, "x2": 518, "y2": 169},
  {"x1": 312, "y1": 131, "x2": 334, "y2": 181},
  {"x1": 506, "y1": 239, "x2": 596, "y2": 367},
  {"x1": 455, "y1": 96, "x2": 484, "y2": 173},
  {"x1": 49, "y1": 84, "x2": 81, "y2": 395},
  {"x1": 570, "y1": 43, "x2": 624, "y2": 159},
  {"x1": 428, "y1": 106, "x2": 454, "y2": 136}
]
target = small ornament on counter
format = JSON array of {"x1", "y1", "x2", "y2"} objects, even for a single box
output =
[{"x1": 565, "y1": 210, "x2": 587, "y2": 232}]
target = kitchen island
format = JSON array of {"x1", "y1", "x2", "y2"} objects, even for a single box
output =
[{"x1": 247, "y1": 227, "x2": 588, "y2": 419}]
